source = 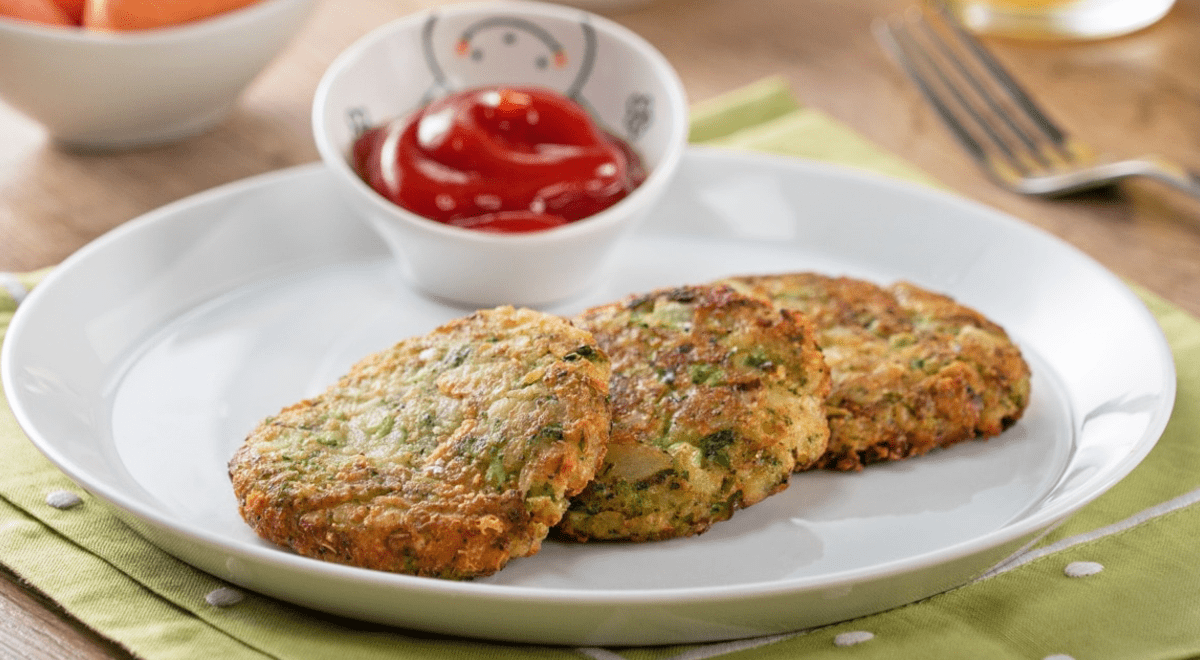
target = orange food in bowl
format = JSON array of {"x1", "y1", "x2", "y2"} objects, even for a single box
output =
[
  {"x1": 0, "y1": 0, "x2": 76, "y2": 26},
  {"x1": 52, "y1": 0, "x2": 84, "y2": 22},
  {"x1": 83, "y1": 0, "x2": 260, "y2": 30},
  {"x1": 2, "y1": 0, "x2": 258, "y2": 28}
]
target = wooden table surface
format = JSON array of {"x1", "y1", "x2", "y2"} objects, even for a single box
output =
[{"x1": 2, "y1": 0, "x2": 1199, "y2": 657}]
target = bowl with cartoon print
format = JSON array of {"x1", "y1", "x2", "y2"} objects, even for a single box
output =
[{"x1": 313, "y1": 0, "x2": 688, "y2": 307}]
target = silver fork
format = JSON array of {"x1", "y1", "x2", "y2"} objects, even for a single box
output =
[{"x1": 875, "y1": 1, "x2": 1200, "y2": 199}]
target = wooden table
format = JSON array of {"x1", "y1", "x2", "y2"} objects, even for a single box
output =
[{"x1": 2, "y1": 0, "x2": 1198, "y2": 656}]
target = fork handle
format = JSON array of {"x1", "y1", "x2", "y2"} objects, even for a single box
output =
[{"x1": 1140, "y1": 156, "x2": 1200, "y2": 200}]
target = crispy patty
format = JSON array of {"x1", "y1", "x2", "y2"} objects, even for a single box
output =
[
  {"x1": 723, "y1": 273, "x2": 1031, "y2": 471},
  {"x1": 555, "y1": 284, "x2": 831, "y2": 542},
  {"x1": 228, "y1": 307, "x2": 611, "y2": 579}
]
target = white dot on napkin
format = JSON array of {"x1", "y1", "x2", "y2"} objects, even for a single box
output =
[
  {"x1": 205, "y1": 587, "x2": 244, "y2": 607},
  {"x1": 1044, "y1": 654, "x2": 1075, "y2": 660},
  {"x1": 0, "y1": 272, "x2": 29, "y2": 304},
  {"x1": 834, "y1": 631, "x2": 874, "y2": 647},
  {"x1": 45, "y1": 490, "x2": 82, "y2": 509},
  {"x1": 1064, "y1": 561, "x2": 1104, "y2": 578}
]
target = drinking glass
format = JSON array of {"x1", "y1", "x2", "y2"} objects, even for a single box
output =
[{"x1": 946, "y1": 0, "x2": 1176, "y2": 39}]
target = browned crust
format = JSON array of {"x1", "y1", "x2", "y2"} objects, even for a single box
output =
[
  {"x1": 229, "y1": 306, "x2": 610, "y2": 578},
  {"x1": 723, "y1": 273, "x2": 1031, "y2": 471}
]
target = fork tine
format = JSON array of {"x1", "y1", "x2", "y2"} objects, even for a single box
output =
[
  {"x1": 876, "y1": 13, "x2": 1031, "y2": 177},
  {"x1": 880, "y1": 3, "x2": 1200, "y2": 199},
  {"x1": 911, "y1": 11, "x2": 1052, "y2": 166},
  {"x1": 876, "y1": 2, "x2": 1088, "y2": 185},
  {"x1": 873, "y1": 18, "x2": 992, "y2": 168},
  {"x1": 927, "y1": 0, "x2": 1069, "y2": 150}
]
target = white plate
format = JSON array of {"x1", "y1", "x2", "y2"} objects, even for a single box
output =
[{"x1": 2, "y1": 148, "x2": 1175, "y2": 645}]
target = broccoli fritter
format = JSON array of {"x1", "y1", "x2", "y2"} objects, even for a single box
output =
[
  {"x1": 724, "y1": 273, "x2": 1031, "y2": 471},
  {"x1": 229, "y1": 306, "x2": 611, "y2": 579},
  {"x1": 556, "y1": 284, "x2": 831, "y2": 542}
]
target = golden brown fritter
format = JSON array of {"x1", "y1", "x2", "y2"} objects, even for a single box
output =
[
  {"x1": 555, "y1": 284, "x2": 831, "y2": 542},
  {"x1": 723, "y1": 273, "x2": 1031, "y2": 471},
  {"x1": 228, "y1": 306, "x2": 611, "y2": 579}
]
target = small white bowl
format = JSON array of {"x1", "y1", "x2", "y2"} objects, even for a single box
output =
[
  {"x1": 313, "y1": 0, "x2": 688, "y2": 307},
  {"x1": 0, "y1": 0, "x2": 317, "y2": 150}
]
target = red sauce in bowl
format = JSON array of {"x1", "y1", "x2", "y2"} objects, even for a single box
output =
[{"x1": 352, "y1": 86, "x2": 646, "y2": 234}]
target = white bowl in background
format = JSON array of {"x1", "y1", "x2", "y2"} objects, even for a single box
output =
[
  {"x1": 0, "y1": 0, "x2": 317, "y2": 150},
  {"x1": 313, "y1": 0, "x2": 688, "y2": 308}
]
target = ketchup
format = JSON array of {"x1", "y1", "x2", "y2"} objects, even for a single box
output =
[{"x1": 352, "y1": 87, "x2": 646, "y2": 234}]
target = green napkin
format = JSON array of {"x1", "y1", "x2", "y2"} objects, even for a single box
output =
[{"x1": 3, "y1": 77, "x2": 1199, "y2": 660}]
